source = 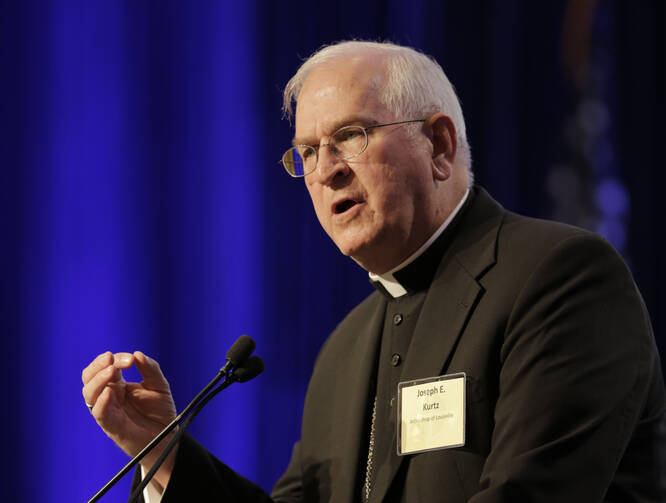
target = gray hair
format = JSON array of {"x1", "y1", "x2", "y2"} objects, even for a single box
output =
[{"x1": 283, "y1": 40, "x2": 472, "y2": 174}]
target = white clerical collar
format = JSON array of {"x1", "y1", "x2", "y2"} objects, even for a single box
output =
[{"x1": 368, "y1": 189, "x2": 470, "y2": 298}]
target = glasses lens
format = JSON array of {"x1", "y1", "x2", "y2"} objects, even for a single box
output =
[
  {"x1": 282, "y1": 146, "x2": 314, "y2": 177},
  {"x1": 330, "y1": 126, "x2": 367, "y2": 159}
]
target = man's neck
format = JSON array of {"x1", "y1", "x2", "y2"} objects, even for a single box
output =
[{"x1": 369, "y1": 188, "x2": 470, "y2": 298}]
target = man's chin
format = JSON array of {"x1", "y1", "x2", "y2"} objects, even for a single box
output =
[
  {"x1": 330, "y1": 229, "x2": 390, "y2": 271},
  {"x1": 338, "y1": 243, "x2": 385, "y2": 273},
  {"x1": 330, "y1": 229, "x2": 365, "y2": 255},
  {"x1": 335, "y1": 240, "x2": 370, "y2": 263}
]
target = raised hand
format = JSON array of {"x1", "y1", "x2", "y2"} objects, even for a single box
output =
[{"x1": 82, "y1": 351, "x2": 178, "y2": 462}]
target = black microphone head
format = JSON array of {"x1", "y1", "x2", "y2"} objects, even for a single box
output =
[
  {"x1": 226, "y1": 335, "x2": 255, "y2": 366},
  {"x1": 232, "y1": 355, "x2": 264, "y2": 383}
]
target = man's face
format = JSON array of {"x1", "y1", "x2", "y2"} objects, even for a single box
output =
[{"x1": 294, "y1": 58, "x2": 446, "y2": 274}]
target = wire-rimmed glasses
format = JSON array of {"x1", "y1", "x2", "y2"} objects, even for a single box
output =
[{"x1": 280, "y1": 119, "x2": 426, "y2": 177}]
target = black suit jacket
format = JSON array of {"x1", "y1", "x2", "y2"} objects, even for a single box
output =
[{"x1": 155, "y1": 187, "x2": 666, "y2": 502}]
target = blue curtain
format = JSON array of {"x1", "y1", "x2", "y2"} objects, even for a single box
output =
[{"x1": 1, "y1": 1, "x2": 663, "y2": 501}]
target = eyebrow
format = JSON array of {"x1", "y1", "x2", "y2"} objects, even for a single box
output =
[{"x1": 292, "y1": 115, "x2": 379, "y2": 147}]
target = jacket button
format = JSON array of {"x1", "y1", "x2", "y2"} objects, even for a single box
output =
[
  {"x1": 391, "y1": 353, "x2": 401, "y2": 366},
  {"x1": 393, "y1": 313, "x2": 403, "y2": 325}
]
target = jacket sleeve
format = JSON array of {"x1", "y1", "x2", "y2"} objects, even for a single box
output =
[{"x1": 470, "y1": 233, "x2": 666, "y2": 502}]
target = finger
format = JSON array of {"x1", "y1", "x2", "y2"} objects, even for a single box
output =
[
  {"x1": 82, "y1": 365, "x2": 122, "y2": 407},
  {"x1": 112, "y1": 352, "x2": 135, "y2": 370},
  {"x1": 133, "y1": 351, "x2": 170, "y2": 392},
  {"x1": 92, "y1": 386, "x2": 115, "y2": 427},
  {"x1": 82, "y1": 351, "x2": 114, "y2": 384}
]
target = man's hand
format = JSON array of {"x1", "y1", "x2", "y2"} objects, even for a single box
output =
[{"x1": 82, "y1": 351, "x2": 178, "y2": 490}]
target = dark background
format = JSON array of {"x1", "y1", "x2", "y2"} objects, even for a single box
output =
[{"x1": 1, "y1": 1, "x2": 663, "y2": 501}]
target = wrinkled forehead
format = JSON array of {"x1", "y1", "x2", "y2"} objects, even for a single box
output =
[{"x1": 294, "y1": 58, "x2": 392, "y2": 136}]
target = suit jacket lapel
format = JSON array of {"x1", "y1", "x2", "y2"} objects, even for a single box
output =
[
  {"x1": 369, "y1": 187, "x2": 504, "y2": 502},
  {"x1": 404, "y1": 189, "x2": 504, "y2": 381}
]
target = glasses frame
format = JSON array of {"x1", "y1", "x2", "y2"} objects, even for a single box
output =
[{"x1": 280, "y1": 119, "x2": 426, "y2": 177}]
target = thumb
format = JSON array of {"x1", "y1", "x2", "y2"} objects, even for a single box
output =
[{"x1": 133, "y1": 351, "x2": 171, "y2": 392}]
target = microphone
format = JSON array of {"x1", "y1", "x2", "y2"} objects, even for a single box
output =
[
  {"x1": 220, "y1": 334, "x2": 256, "y2": 376},
  {"x1": 88, "y1": 335, "x2": 259, "y2": 503},
  {"x1": 231, "y1": 355, "x2": 264, "y2": 382}
]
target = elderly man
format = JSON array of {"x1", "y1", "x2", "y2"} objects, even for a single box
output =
[{"x1": 82, "y1": 41, "x2": 666, "y2": 502}]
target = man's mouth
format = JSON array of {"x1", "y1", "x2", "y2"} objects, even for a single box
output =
[{"x1": 334, "y1": 199, "x2": 359, "y2": 214}]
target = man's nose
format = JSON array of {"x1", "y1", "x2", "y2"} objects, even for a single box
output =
[{"x1": 313, "y1": 144, "x2": 349, "y2": 184}]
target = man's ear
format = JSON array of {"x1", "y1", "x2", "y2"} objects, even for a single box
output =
[{"x1": 428, "y1": 114, "x2": 457, "y2": 181}]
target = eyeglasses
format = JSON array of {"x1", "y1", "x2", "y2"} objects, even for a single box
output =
[{"x1": 280, "y1": 119, "x2": 426, "y2": 177}]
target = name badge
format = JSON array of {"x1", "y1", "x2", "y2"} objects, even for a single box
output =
[{"x1": 396, "y1": 373, "x2": 466, "y2": 455}]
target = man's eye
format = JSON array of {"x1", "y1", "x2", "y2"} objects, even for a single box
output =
[
  {"x1": 343, "y1": 130, "x2": 361, "y2": 141},
  {"x1": 335, "y1": 128, "x2": 363, "y2": 144},
  {"x1": 299, "y1": 147, "x2": 315, "y2": 160}
]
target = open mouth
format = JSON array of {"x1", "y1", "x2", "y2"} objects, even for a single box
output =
[{"x1": 334, "y1": 199, "x2": 359, "y2": 214}]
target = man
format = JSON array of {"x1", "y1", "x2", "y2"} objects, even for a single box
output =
[{"x1": 82, "y1": 41, "x2": 666, "y2": 502}]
